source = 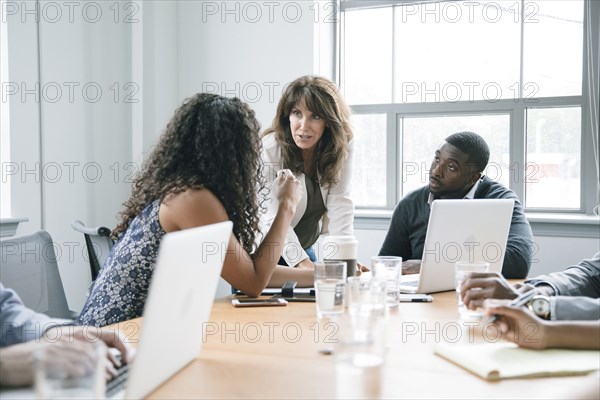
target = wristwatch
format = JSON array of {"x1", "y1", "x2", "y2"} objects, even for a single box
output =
[{"x1": 528, "y1": 295, "x2": 551, "y2": 320}]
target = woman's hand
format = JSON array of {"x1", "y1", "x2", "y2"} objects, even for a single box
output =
[{"x1": 275, "y1": 169, "x2": 302, "y2": 211}]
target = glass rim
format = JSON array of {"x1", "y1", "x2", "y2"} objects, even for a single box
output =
[
  {"x1": 370, "y1": 256, "x2": 402, "y2": 261},
  {"x1": 314, "y1": 260, "x2": 348, "y2": 266}
]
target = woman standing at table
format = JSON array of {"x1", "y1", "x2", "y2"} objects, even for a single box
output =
[
  {"x1": 261, "y1": 76, "x2": 355, "y2": 269},
  {"x1": 78, "y1": 93, "x2": 312, "y2": 327}
]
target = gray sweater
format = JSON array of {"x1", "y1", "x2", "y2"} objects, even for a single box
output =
[{"x1": 379, "y1": 176, "x2": 533, "y2": 278}]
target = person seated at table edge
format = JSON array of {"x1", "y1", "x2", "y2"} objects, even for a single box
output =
[
  {"x1": 378, "y1": 131, "x2": 533, "y2": 279},
  {"x1": 485, "y1": 298, "x2": 600, "y2": 350},
  {"x1": 0, "y1": 283, "x2": 133, "y2": 387},
  {"x1": 462, "y1": 252, "x2": 600, "y2": 321}
]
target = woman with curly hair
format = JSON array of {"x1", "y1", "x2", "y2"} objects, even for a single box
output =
[
  {"x1": 261, "y1": 76, "x2": 355, "y2": 269},
  {"x1": 78, "y1": 93, "x2": 309, "y2": 327}
]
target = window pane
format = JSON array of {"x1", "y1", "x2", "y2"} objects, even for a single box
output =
[
  {"x1": 523, "y1": 1, "x2": 583, "y2": 97},
  {"x1": 343, "y1": 8, "x2": 392, "y2": 104},
  {"x1": 394, "y1": 1, "x2": 520, "y2": 103},
  {"x1": 402, "y1": 115, "x2": 510, "y2": 196},
  {"x1": 526, "y1": 107, "x2": 581, "y2": 209},
  {"x1": 350, "y1": 114, "x2": 387, "y2": 207}
]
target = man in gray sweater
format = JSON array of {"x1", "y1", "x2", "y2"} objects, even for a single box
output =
[{"x1": 379, "y1": 131, "x2": 533, "y2": 279}]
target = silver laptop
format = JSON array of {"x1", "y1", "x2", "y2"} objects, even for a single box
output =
[
  {"x1": 400, "y1": 199, "x2": 514, "y2": 294},
  {"x1": 116, "y1": 221, "x2": 232, "y2": 399}
]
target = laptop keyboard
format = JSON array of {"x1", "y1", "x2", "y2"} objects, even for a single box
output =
[
  {"x1": 106, "y1": 360, "x2": 130, "y2": 398},
  {"x1": 402, "y1": 280, "x2": 419, "y2": 287}
]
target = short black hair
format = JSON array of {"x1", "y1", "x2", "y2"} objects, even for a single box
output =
[{"x1": 445, "y1": 131, "x2": 490, "y2": 173}]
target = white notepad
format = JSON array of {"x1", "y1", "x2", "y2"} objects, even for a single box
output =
[{"x1": 434, "y1": 342, "x2": 600, "y2": 381}]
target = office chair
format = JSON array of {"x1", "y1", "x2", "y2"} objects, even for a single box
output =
[
  {"x1": 0, "y1": 230, "x2": 75, "y2": 319},
  {"x1": 70, "y1": 220, "x2": 114, "y2": 282}
]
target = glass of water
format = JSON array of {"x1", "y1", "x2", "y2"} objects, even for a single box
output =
[
  {"x1": 335, "y1": 315, "x2": 385, "y2": 399},
  {"x1": 314, "y1": 261, "x2": 347, "y2": 318},
  {"x1": 455, "y1": 261, "x2": 489, "y2": 320},
  {"x1": 371, "y1": 256, "x2": 403, "y2": 308},
  {"x1": 34, "y1": 340, "x2": 106, "y2": 399}
]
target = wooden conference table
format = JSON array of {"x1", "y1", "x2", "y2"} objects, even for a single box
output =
[{"x1": 115, "y1": 290, "x2": 597, "y2": 399}]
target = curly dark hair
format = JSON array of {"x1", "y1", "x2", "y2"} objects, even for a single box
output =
[
  {"x1": 112, "y1": 93, "x2": 266, "y2": 254},
  {"x1": 263, "y1": 75, "x2": 353, "y2": 188}
]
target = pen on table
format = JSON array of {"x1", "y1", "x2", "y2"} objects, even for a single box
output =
[
  {"x1": 483, "y1": 290, "x2": 537, "y2": 325},
  {"x1": 399, "y1": 295, "x2": 433, "y2": 303},
  {"x1": 399, "y1": 297, "x2": 432, "y2": 303}
]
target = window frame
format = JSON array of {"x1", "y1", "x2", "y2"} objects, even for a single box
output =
[
  {"x1": 1, "y1": 9, "x2": 11, "y2": 218},
  {"x1": 337, "y1": 0, "x2": 600, "y2": 223}
]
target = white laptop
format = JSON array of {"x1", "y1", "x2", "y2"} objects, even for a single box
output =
[
  {"x1": 0, "y1": 221, "x2": 232, "y2": 400},
  {"x1": 400, "y1": 199, "x2": 514, "y2": 294},
  {"x1": 114, "y1": 221, "x2": 232, "y2": 399}
]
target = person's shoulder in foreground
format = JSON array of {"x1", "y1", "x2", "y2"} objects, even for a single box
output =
[{"x1": 0, "y1": 283, "x2": 133, "y2": 387}]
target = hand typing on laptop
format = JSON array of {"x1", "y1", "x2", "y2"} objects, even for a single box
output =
[
  {"x1": 0, "y1": 325, "x2": 134, "y2": 387},
  {"x1": 402, "y1": 260, "x2": 422, "y2": 275},
  {"x1": 0, "y1": 284, "x2": 134, "y2": 388}
]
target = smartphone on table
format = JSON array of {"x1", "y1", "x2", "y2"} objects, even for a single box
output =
[{"x1": 231, "y1": 298, "x2": 288, "y2": 307}]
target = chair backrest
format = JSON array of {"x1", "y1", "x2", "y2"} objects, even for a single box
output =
[
  {"x1": 70, "y1": 220, "x2": 114, "y2": 281},
  {"x1": 0, "y1": 231, "x2": 73, "y2": 319}
]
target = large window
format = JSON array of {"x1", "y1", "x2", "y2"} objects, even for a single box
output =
[{"x1": 340, "y1": 0, "x2": 598, "y2": 215}]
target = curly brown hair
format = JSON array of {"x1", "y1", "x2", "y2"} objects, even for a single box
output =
[
  {"x1": 263, "y1": 75, "x2": 353, "y2": 188},
  {"x1": 112, "y1": 93, "x2": 265, "y2": 254}
]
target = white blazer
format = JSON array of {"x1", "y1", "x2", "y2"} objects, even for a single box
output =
[{"x1": 260, "y1": 134, "x2": 355, "y2": 266}]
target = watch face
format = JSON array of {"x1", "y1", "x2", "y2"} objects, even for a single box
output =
[{"x1": 532, "y1": 298, "x2": 551, "y2": 315}]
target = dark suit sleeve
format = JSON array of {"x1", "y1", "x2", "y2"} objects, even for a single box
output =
[
  {"x1": 527, "y1": 252, "x2": 600, "y2": 297},
  {"x1": 501, "y1": 197, "x2": 533, "y2": 279},
  {"x1": 378, "y1": 201, "x2": 412, "y2": 259},
  {"x1": 0, "y1": 283, "x2": 71, "y2": 347}
]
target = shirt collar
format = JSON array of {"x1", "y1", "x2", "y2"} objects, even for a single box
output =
[{"x1": 428, "y1": 176, "x2": 483, "y2": 205}]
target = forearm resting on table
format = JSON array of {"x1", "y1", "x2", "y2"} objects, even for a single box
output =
[
  {"x1": 545, "y1": 321, "x2": 600, "y2": 350},
  {"x1": 267, "y1": 265, "x2": 314, "y2": 288}
]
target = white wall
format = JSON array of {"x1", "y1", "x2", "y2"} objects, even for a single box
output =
[
  {"x1": 6, "y1": 1, "x2": 134, "y2": 310},
  {"x1": 177, "y1": 1, "x2": 315, "y2": 129},
  {"x1": 5, "y1": 0, "x2": 319, "y2": 307},
  {"x1": 131, "y1": 1, "x2": 180, "y2": 161},
  {"x1": 176, "y1": 1, "x2": 316, "y2": 296}
]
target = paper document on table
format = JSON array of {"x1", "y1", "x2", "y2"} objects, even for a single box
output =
[{"x1": 434, "y1": 342, "x2": 600, "y2": 381}]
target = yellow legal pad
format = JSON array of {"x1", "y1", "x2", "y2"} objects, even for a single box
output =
[{"x1": 434, "y1": 342, "x2": 600, "y2": 380}]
